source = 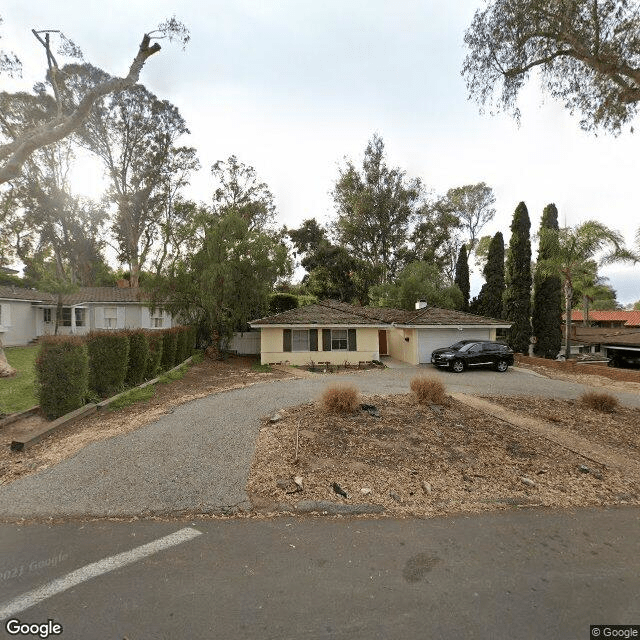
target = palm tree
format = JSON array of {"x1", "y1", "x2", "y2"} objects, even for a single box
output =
[{"x1": 538, "y1": 221, "x2": 636, "y2": 360}]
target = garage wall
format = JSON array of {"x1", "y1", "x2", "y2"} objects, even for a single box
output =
[{"x1": 388, "y1": 328, "x2": 418, "y2": 365}]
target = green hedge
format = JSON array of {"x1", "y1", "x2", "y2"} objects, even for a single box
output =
[
  {"x1": 87, "y1": 331, "x2": 130, "y2": 397},
  {"x1": 187, "y1": 325, "x2": 197, "y2": 354},
  {"x1": 160, "y1": 328, "x2": 178, "y2": 371},
  {"x1": 174, "y1": 326, "x2": 189, "y2": 364},
  {"x1": 145, "y1": 331, "x2": 164, "y2": 379},
  {"x1": 36, "y1": 337, "x2": 89, "y2": 420},
  {"x1": 126, "y1": 330, "x2": 149, "y2": 387}
]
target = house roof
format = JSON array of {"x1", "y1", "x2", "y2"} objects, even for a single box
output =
[
  {"x1": 0, "y1": 286, "x2": 151, "y2": 305},
  {"x1": 573, "y1": 326, "x2": 640, "y2": 347},
  {"x1": 250, "y1": 299, "x2": 510, "y2": 328},
  {"x1": 59, "y1": 287, "x2": 150, "y2": 304},
  {"x1": 567, "y1": 310, "x2": 640, "y2": 327},
  {"x1": 0, "y1": 286, "x2": 55, "y2": 302}
]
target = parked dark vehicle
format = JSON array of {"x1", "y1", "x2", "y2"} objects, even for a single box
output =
[
  {"x1": 431, "y1": 341, "x2": 514, "y2": 373},
  {"x1": 430, "y1": 339, "x2": 477, "y2": 360}
]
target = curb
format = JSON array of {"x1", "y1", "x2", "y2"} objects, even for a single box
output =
[
  {"x1": 11, "y1": 404, "x2": 97, "y2": 451},
  {"x1": 259, "y1": 500, "x2": 386, "y2": 516},
  {"x1": 0, "y1": 406, "x2": 40, "y2": 430}
]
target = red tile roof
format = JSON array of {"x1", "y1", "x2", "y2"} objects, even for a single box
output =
[{"x1": 568, "y1": 310, "x2": 640, "y2": 327}]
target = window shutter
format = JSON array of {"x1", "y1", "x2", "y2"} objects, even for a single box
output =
[
  {"x1": 348, "y1": 328, "x2": 357, "y2": 351},
  {"x1": 141, "y1": 306, "x2": 150, "y2": 329},
  {"x1": 309, "y1": 329, "x2": 318, "y2": 351},
  {"x1": 116, "y1": 306, "x2": 125, "y2": 329},
  {"x1": 322, "y1": 329, "x2": 331, "y2": 351},
  {"x1": 283, "y1": 329, "x2": 292, "y2": 352},
  {"x1": 94, "y1": 307, "x2": 104, "y2": 330}
]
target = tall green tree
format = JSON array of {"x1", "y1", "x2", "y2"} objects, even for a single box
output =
[
  {"x1": 503, "y1": 202, "x2": 532, "y2": 353},
  {"x1": 471, "y1": 232, "x2": 505, "y2": 318},
  {"x1": 370, "y1": 262, "x2": 463, "y2": 311},
  {"x1": 537, "y1": 220, "x2": 636, "y2": 359},
  {"x1": 333, "y1": 134, "x2": 422, "y2": 288},
  {"x1": 445, "y1": 182, "x2": 496, "y2": 252},
  {"x1": 149, "y1": 211, "x2": 291, "y2": 350},
  {"x1": 463, "y1": 0, "x2": 640, "y2": 133},
  {"x1": 532, "y1": 204, "x2": 563, "y2": 358},
  {"x1": 454, "y1": 245, "x2": 470, "y2": 311}
]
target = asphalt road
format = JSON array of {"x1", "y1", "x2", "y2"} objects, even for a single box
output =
[
  {"x1": 1, "y1": 507, "x2": 638, "y2": 639},
  {"x1": 0, "y1": 366, "x2": 638, "y2": 520}
]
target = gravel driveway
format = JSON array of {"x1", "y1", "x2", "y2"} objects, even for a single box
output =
[{"x1": 0, "y1": 366, "x2": 637, "y2": 520}]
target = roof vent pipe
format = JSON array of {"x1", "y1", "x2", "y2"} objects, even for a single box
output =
[{"x1": 415, "y1": 299, "x2": 427, "y2": 310}]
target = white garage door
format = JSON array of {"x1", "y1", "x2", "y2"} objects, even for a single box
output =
[{"x1": 418, "y1": 328, "x2": 492, "y2": 364}]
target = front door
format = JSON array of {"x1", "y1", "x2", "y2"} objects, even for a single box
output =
[{"x1": 378, "y1": 330, "x2": 388, "y2": 356}]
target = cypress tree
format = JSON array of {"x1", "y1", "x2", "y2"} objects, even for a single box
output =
[
  {"x1": 454, "y1": 245, "x2": 470, "y2": 311},
  {"x1": 503, "y1": 202, "x2": 532, "y2": 353},
  {"x1": 532, "y1": 204, "x2": 563, "y2": 358},
  {"x1": 474, "y1": 232, "x2": 505, "y2": 318}
]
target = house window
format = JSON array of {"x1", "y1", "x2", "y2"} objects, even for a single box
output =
[
  {"x1": 75, "y1": 308, "x2": 86, "y2": 327},
  {"x1": 292, "y1": 329, "x2": 309, "y2": 351},
  {"x1": 104, "y1": 307, "x2": 117, "y2": 329},
  {"x1": 331, "y1": 329, "x2": 348, "y2": 351},
  {"x1": 152, "y1": 309, "x2": 164, "y2": 328},
  {"x1": 61, "y1": 308, "x2": 72, "y2": 327},
  {"x1": 43, "y1": 308, "x2": 52, "y2": 323}
]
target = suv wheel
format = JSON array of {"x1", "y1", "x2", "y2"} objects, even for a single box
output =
[
  {"x1": 496, "y1": 359, "x2": 508, "y2": 372},
  {"x1": 451, "y1": 359, "x2": 465, "y2": 373}
]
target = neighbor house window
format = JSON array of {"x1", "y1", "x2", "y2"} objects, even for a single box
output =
[
  {"x1": 331, "y1": 329, "x2": 348, "y2": 351},
  {"x1": 43, "y1": 308, "x2": 52, "y2": 323},
  {"x1": 75, "y1": 308, "x2": 86, "y2": 327},
  {"x1": 61, "y1": 308, "x2": 72, "y2": 327},
  {"x1": 104, "y1": 307, "x2": 117, "y2": 329},
  {"x1": 152, "y1": 309, "x2": 164, "y2": 328},
  {"x1": 292, "y1": 329, "x2": 309, "y2": 351}
]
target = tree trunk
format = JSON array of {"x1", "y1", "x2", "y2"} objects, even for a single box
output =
[
  {"x1": 564, "y1": 282, "x2": 573, "y2": 360},
  {"x1": 0, "y1": 339, "x2": 17, "y2": 378}
]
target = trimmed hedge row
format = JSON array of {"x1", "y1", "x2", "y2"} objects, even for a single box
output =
[{"x1": 35, "y1": 326, "x2": 196, "y2": 419}]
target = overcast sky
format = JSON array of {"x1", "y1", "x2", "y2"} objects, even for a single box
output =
[{"x1": 2, "y1": 0, "x2": 639, "y2": 302}]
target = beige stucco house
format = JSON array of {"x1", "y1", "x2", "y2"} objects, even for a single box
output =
[
  {"x1": 250, "y1": 300, "x2": 511, "y2": 366},
  {"x1": 0, "y1": 286, "x2": 172, "y2": 347}
]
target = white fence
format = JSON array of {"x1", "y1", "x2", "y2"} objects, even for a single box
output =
[{"x1": 228, "y1": 331, "x2": 261, "y2": 355}]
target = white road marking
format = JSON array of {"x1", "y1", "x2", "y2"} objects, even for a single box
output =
[{"x1": 0, "y1": 527, "x2": 203, "y2": 620}]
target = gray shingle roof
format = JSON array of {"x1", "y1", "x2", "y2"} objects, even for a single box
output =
[
  {"x1": 0, "y1": 286, "x2": 55, "y2": 302},
  {"x1": 251, "y1": 299, "x2": 509, "y2": 327}
]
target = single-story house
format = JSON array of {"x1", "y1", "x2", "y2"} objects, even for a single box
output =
[
  {"x1": 0, "y1": 285, "x2": 172, "y2": 347},
  {"x1": 566, "y1": 310, "x2": 640, "y2": 329},
  {"x1": 570, "y1": 326, "x2": 640, "y2": 365},
  {"x1": 249, "y1": 299, "x2": 511, "y2": 366}
]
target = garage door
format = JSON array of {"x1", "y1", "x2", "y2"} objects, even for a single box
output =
[{"x1": 418, "y1": 329, "x2": 492, "y2": 363}]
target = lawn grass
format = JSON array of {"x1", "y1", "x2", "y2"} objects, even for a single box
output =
[
  {"x1": 0, "y1": 345, "x2": 39, "y2": 415},
  {"x1": 251, "y1": 362, "x2": 272, "y2": 373}
]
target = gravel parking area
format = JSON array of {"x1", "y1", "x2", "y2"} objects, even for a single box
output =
[{"x1": 0, "y1": 365, "x2": 638, "y2": 520}]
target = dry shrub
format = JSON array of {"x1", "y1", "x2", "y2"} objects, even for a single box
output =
[
  {"x1": 321, "y1": 384, "x2": 360, "y2": 413},
  {"x1": 580, "y1": 391, "x2": 619, "y2": 413},
  {"x1": 410, "y1": 376, "x2": 447, "y2": 405}
]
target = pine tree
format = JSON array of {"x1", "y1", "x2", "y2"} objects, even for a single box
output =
[
  {"x1": 454, "y1": 245, "x2": 470, "y2": 311},
  {"x1": 503, "y1": 202, "x2": 532, "y2": 353},
  {"x1": 532, "y1": 204, "x2": 563, "y2": 358},
  {"x1": 474, "y1": 232, "x2": 504, "y2": 318}
]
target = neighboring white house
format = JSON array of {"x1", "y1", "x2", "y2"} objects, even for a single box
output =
[{"x1": 0, "y1": 285, "x2": 172, "y2": 347}]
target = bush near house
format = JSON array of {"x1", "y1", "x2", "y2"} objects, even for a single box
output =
[
  {"x1": 145, "y1": 331, "x2": 164, "y2": 379},
  {"x1": 187, "y1": 325, "x2": 198, "y2": 354},
  {"x1": 87, "y1": 331, "x2": 130, "y2": 397},
  {"x1": 580, "y1": 391, "x2": 619, "y2": 413},
  {"x1": 125, "y1": 330, "x2": 150, "y2": 387},
  {"x1": 174, "y1": 326, "x2": 189, "y2": 365},
  {"x1": 36, "y1": 337, "x2": 89, "y2": 419},
  {"x1": 160, "y1": 327, "x2": 179, "y2": 371}
]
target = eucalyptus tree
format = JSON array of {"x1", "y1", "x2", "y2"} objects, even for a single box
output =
[
  {"x1": 0, "y1": 17, "x2": 189, "y2": 184},
  {"x1": 537, "y1": 221, "x2": 636, "y2": 359},
  {"x1": 463, "y1": 0, "x2": 640, "y2": 133}
]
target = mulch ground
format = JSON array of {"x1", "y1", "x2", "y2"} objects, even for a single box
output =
[
  {"x1": 0, "y1": 356, "x2": 291, "y2": 486},
  {"x1": 247, "y1": 393, "x2": 640, "y2": 517},
  {"x1": 482, "y1": 394, "x2": 640, "y2": 457}
]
